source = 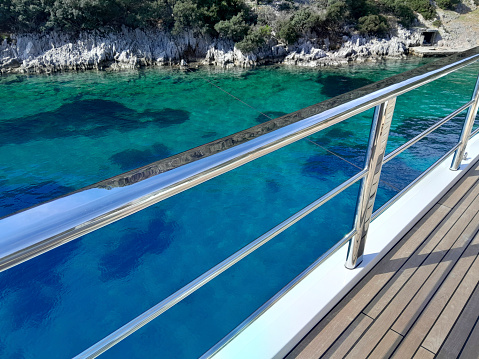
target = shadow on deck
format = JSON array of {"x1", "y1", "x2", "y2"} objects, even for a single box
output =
[{"x1": 286, "y1": 161, "x2": 479, "y2": 358}]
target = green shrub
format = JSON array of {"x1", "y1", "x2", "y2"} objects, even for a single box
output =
[
  {"x1": 358, "y1": 14, "x2": 390, "y2": 36},
  {"x1": 325, "y1": 0, "x2": 348, "y2": 23},
  {"x1": 214, "y1": 12, "x2": 250, "y2": 41},
  {"x1": 404, "y1": 0, "x2": 436, "y2": 20},
  {"x1": 0, "y1": 0, "x2": 253, "y2": 35},
  {"x1": 3, "y1": 0, "x2": 49, "y2": 32},
  {"x1": 278, "y1": 20, "x2": 299, "y2": 44},
  {"x1": 380, "y1": 0, "x2": 416, "y2": 26},
  {"x1": 236, "y1": 25, "x2": 271, "y2": 52},
  {"x1": 436, "y1": 0, "x2": 459, "y2": 10},
  {"x1": 432, "y1": 19, "x2": 442, "y2": 27},
  {"x1": 172, "y1": 0, "x2": 204, "y2": 34},
  {"x1": 348, "y1": 0, "x2": 380, "y2": 19},
  {"x1": 392, "y1": 3, "x2": 416, "y2": 26},
  {"x1": 278, "y1": 9, "x2": 324, "y2": 44}
]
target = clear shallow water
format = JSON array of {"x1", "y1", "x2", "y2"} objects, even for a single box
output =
[{"x1": 0, "y1": 59, "x2": 478, "y2": 358}]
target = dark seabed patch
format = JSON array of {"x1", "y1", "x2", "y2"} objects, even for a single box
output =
[
  {"x1": 393, "y1": 115, "x2": 465, "y2": 140},
  {"x1": 255, "y1": 111, "x2": 288, "y2": 123},
  {"x1": 374, "y1": 156, "x2": 423, "y2": 210},
  {"x1": 0, "y1": 181, "x2": 75, "y2": 218},
  {"x1": 140, "y1": 108, "x2": 190, "y2": 126},
  {"x1": 323, "y1": 126, "x2": 355, "y2": 139},
  {"x1": 266, "y1": 179, "x2": 281, "y2": 193},
  {"x1": 98, "y1": 211, "x2": 175, "y2": 281},
  {"x1": 0, "y1": 238, "x2": 80, "y2": 330},
  {"x1": 109, "y1": 143, "x2": 171, "y2": 171},
  {"x1": 0, "y1": 75, "x2": 25, "y2": 85},
  {"x1": 302, "y1": 144, "x2": 364, "y2": 179},
  {"x1": 0, "y1": 99, "x2": 191, "y2": 145},
  {"x1": 380, "y1": 157, "x2": 422, "y2": 190},
  {"x1": 201, "y1": 131, "x2": 217, "y2": 139},
  {"x1": 316, "y1": 74, "x2": 374, "y2": 98}
]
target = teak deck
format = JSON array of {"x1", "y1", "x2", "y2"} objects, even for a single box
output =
[{"x1": 287, "y1": 160, "x2": 479, "y2": 359}]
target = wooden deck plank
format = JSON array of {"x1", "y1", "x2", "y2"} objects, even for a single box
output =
[
  {"x1": 364, "y1": 183, "x2": 479, "y2": 319},
  {"x1": 286, "y1": 204, "x2": 450, "y2": 359},
  {"x1": 459, "y1": 318, "x2": 479, "y2": 359},
  {"x1": 287, "y1": 164, "x2": 479, "y2": 359},
  {"x1": 438, "y1": 161, "x2": 479, "y2": 208},
  {"x1": 436, "y1": 281, "x2": 479, "y2": 359},
  {"x1": 367, "y1": 329, "x2": 402, "y2": 358},
  {"x1": 422, "y1": 252, "x2": 479, "y2": 353},
  {"x1": 392, "y1": 209, "x2": 479, "y2": 335},
  {"x1": 320, "y1": 314, "x2": 372, "y2": 358},
  {"x1": 414, "y1": 347, "x2": 436, "y2": 359},
  {"x1": 343, "y1": 195, "x2": 479, "y2": 358},
  {"x1": 391, "y1": 231, "x2": 479, "y2": 358}
]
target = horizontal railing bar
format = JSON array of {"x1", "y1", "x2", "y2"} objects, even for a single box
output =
[
  {"x1": 371, "y1": 143, "x2": 461, "y2": 221},
  {"x1": 200, "y1": 229, "x2": 356, "y2": 359},
  {"x1": 470, "y1": 125, "x2": 479, "y2": 138},
  {"x1": 383, "y1": 100, "x2": 474, "y2": 164},
  {"x1": 204, "y1": 116, "x2": 479, "y2": 359},
  {"x1": 74, "y1": 170, "x2": 367, "y2": 359},
  {"x1": 1, "y1": 50, "x2": 478, "y2": 275}
]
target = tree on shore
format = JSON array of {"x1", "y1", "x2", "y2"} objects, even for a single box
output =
[{"x1": 0, "y1": 0, "x2": 453, "y2": 48}]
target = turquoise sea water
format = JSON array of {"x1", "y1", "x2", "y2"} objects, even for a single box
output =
[{"x1": 0, "y1": 59, "x2": 478, "y2": 358}]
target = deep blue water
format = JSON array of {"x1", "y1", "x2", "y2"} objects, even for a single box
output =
[{"x1": 0, "y1": 59, "x2": 478, "y2": 358}]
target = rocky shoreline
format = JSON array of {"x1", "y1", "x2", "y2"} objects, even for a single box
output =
[{"x1": 0, "y1": 27, "x2": 424, "y2": 75}]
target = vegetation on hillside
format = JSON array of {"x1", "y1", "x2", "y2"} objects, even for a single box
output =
[{"x1": 0, "y1": 0, "x2": 463, "y2": 52}]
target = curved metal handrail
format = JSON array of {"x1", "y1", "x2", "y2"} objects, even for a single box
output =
[{"x1": 1, "y1": 47, "x2": 478, "y2": 273}]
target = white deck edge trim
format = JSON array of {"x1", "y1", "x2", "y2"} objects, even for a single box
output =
[{"x1": 211, "y1": 133, "x2": 479, "y2": 359}]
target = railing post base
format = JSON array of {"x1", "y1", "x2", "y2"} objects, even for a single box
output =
[{"x1": 345, "y1": 253, "x2": 363, "y2": 270}]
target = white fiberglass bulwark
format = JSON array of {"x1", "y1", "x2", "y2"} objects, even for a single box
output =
[{"x1": 208, "y1": 134, "x2": 479, "y2": 359}]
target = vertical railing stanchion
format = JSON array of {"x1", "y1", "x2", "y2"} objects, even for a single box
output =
[
  {"x1": 345, "y1": 98, "x2": 397, "y2": 269},
  {"x1": 450, "y1": 72, "x2": 479, "y2": 170}
]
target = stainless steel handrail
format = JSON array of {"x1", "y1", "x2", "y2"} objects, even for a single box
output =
[
  {"x1": 75, "y1": 51, "x2": 479, "y2": 358},
  {"x1": 1, "y1": 48, "x2": 478, "y2": 273},
  {"x1": 74, "y1": 171, "x2": 366, "y2": 359}
]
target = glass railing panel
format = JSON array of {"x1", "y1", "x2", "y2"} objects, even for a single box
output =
[
  {"x1": 306, "y1": 108, "x2": 374, "y2": 173},
  {"x1": 91, "y1": 184, "x2": 361, "y2": 359}
]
